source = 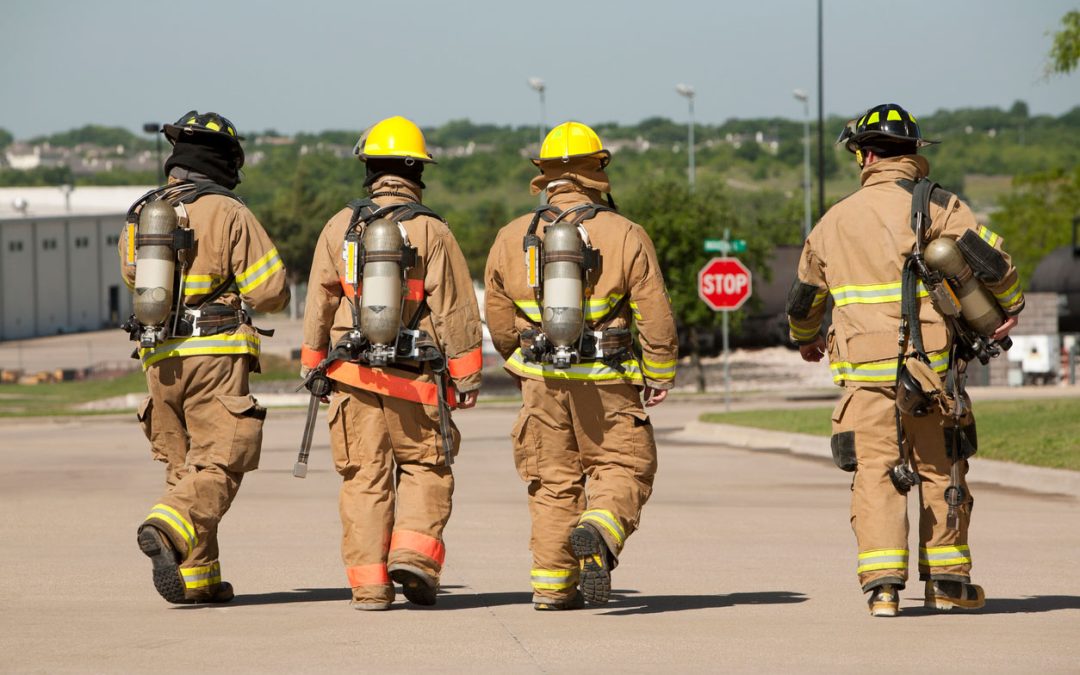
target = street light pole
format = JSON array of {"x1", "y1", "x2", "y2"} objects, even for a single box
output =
[
  {"x1": 142, "y1": 122, "x2": 163, "y2": 184},
  {"x1": 676, "y1": 84, "x2": 696, "y2": 192},
  {"x1": 528, "y1": 77, "x2": 547, "y2": 204},
  {"x1": 793, "y1": 89, "x2": 812, "y2": 239}
]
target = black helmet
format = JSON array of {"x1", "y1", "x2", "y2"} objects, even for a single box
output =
[
  {"x1": 836, "y1": 103, "x2": 938, "y2": 153},
  {"x1": 162, "y1": 111, "x2": 245, "y2": 165}
]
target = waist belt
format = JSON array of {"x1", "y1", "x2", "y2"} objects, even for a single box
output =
[
  {"x1": 519, "y1": 327, "x2": 632, "y2": 363},
  {"x1": 173, "y1": 305, "x2": 246, "y2": 338}
]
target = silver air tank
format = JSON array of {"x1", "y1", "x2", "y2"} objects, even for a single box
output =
[
  {"x1": 133, "y1": 200, "x2": 178, "y2": 328},
  {"x1": 360, "y1": 218, "x2": 404, "y2": 346},
  {"x1": 542, "y1": 221, "x2": 585, "y2": 365},
  {"x1": 924, "y1": 237, "x2": 1004, "y2": 336}
]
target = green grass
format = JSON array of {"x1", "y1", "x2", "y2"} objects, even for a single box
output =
[{"x1": 702, "y1": 398, "x2": 1080, "y2": 471}]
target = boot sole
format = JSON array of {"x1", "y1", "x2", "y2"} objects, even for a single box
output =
[
  {"x1": 925, "y1": 583, "x2": 985, "y2": 611},
  {"x1": 137, "y1": 527, "x2": 187, "y2": 604},
  {"x1": 570, "y1": 527, "x2": 610, "y2": 605},
  {"x1": 389, "y1": 569, "x2": 437, "y2": 606}
]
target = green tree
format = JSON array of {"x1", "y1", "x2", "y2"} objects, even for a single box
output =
[
  {"x1": 991, "y1": 166, "x2": 1080, "y2": 282},
  {"x1": 0, "y1": 127, "x2": 13, "y2": 150},
  {"x1": 1048, "y1": 10, "x2": 1080, "y2": 75}
]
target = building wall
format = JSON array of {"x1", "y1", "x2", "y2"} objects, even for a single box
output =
[{"x1": 0, "y1": 213, "x2": 131, "y2": 341}]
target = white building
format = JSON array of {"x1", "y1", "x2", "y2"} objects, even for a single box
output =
[{"x1": 0, "y1": 185, "x2": 153, "y2": 340}]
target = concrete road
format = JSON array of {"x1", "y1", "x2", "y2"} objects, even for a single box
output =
[{"x1": 2, "y1": 400, "x2": 1078, "y2": 673}]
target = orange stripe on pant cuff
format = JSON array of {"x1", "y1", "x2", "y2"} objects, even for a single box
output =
[
  {"x1": 346, "y1": 563, "x2": 390, "y2": 587},
  {"x1": 390, "y1": 530, "x2": 446, "y2": 566}
]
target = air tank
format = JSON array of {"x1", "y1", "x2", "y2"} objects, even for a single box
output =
[
  {"x1": 360, "y1": 218, "x2": 404, "y2": 345},
  {"x1": 924, "y1": 237, "x2": 1004, "y2": 336},
  {"x1": 133, "y1": 200, "x2": 178, "y2": 327},
  {"x1": 541, "y1": 221, "x2": 585, "y2": 348}
]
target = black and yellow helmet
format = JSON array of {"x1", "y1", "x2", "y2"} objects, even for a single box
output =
[{"x1": 836, "y1": 103, "x2": 938, "y2": 153}]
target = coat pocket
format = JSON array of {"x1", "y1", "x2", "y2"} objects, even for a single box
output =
[
  {"x1": 511, "y1": 412, "x2": 539, "y2": 481},
  {"x1": 214, "y1": 394, "x2": 266, "y2": 472}
]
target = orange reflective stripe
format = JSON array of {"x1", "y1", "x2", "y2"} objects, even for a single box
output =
[
  {"x1": 327, "y1": 361, "x2": 457, "y2": 408},
  {"x1": 447, "y1": 348, "x2": 482, "y2": 379},
  {"x1": 339, "y1": 276, "x2": 359, "y2": 300},
  {"x1": 390, "y1": 529, "x2": 446, "y2": 566},
  {"x1": 338, "y1": 277, "x2": 424, "y2": 302},
  {"x1": 301, "y1": 346, "x2": 326, "y2": 368},
  {"x1": 346, "y1": 563, "x2": 389, "y2": 587},
  {"x1": 405, "y1": 278, "x2": 425, "y2": 302}
]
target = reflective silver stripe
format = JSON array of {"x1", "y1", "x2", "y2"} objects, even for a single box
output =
[
  {"x1": 139, "y1": 334, "x2": 261, "y2": 368},
  {"x1": 236, "y1": 249, "x2": 284, "y2": 293},
  {"x1": 831, "y1": 281, "x2": 928, "y2": 307},
  {"x1": 580, "y1": 509, "x2": 626, "y2": 545},
  {"x1": 530, "y1": 569, "x2": 577, "y2": 590},
  {"x1": 513, "y1": 300, "x2": 542, "y2": 322}
]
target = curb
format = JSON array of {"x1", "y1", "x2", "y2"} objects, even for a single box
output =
[{"x1": 675, "y1": 421, "x2": 1080, "y2": 499}]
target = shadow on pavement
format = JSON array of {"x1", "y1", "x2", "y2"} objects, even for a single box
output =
[
  {"x1": 600, "y1": 590, "x2": 807, "y2": 615},
  {"x1": 901, "y1": 595, "x2": 1080, "y2": 616},
  {"x1": 174, "y1": 587, "x2": 352, "y2": 608},
  {"x1": 430, "y1": 590, "x2": 534, "y2": 610}
]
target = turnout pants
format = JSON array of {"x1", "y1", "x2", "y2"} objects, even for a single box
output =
[
  {"x1": 513, "y1": 379, "x2": 658, "y2": 603},
  {"x1": 328, "y1": 384, "x2": 458, "y2": 604},
  {"x1": 137, "y1": 354, "x2": 264, "y2": 600},
  {"x1": 831, "y1": 386, "x2": 976, "y2": 592}
]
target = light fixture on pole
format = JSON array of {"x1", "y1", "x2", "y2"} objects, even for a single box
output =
[
  {"x1": 793, "y1": 89, "x2": 812, "y2": 239},
  {"x1": 675, "y1": 83, "x2": 696, "y2": 192},
  {"x1": 142, "y1": 122, "x2": 163, "y2": 184},
  {"x1": 527, "y1": 77, "x2": 546, "y2": 148}
]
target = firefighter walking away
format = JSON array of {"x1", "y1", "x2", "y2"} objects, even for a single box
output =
[
  {"x1": 120, "y1": 111, "x2": 290, "y2": 604},
  {"x1": 299, "y1": 116, "x2": 483, "y2": 610},
  {"x1": 484, "y1": 121, "x2": 678, "y2": 610},
  {"x1": 786, "y1": 103, "x2": 1023, "y2": 616}
]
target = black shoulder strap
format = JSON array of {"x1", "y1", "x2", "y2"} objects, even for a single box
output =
[{"x1": 908, "y1": 178, "x2": 939, "y2": 243}]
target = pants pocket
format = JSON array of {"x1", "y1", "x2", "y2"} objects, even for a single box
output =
[
  {"x1": 327, "y1": 394, "x2": 351, "y2": 474},
  {"x1": 511, "y1": 412, "x2": 539, "y2": 481},
  {"x1": 137, "y1": 395, "x2": 166, "y2": 463},
  {"x1": 830, "y1": 390, "x2": 857, "y2": 472},
  {"x1": 214, "y1": 394, "x2": 266, "y2": 472}
]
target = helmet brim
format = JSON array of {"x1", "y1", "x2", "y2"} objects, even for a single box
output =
[
  {"x1": 162, "y1": 123, "x2": 246, "y2": 144},
  {"x1": 530, "y1": 149, "x2": 611, "y2": 168},
  {"x1": 842, "y1": 131, "x2": 939, "y2": 153}
]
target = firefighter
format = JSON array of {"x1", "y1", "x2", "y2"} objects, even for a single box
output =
[
  {"x1": 787, "y1": 103, "x2": 1024, "y2": 616},
  {"x1": 484, "y1": 121, "x2": 678, "y2": 610},
  {"x1": 121, "y1": 111, "x2": 290, "y2": 604},
  {"x1": 301, "y1": 116, "x2": 482, "y2": 610}
]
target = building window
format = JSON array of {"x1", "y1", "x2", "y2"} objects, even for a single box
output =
[
  {"x1": 74, "y1": 236, "x2": 90, "y2": 248},
  {"x1": 43, "y1": 238, "x2": 58, "y2": 250},
  {"x1": 106, "y1": 235, "x2": 119, "y2": 246},
  {"x1": 7, "y1": 241, "x2": 24, "y2": 252}
]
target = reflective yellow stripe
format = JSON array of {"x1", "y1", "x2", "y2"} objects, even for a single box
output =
[
  {"x1": 139, "y1": 333, "x2": 260, "y2": 369},
  {"x1": 994, "y1": 279, "x2": 1023, "y2": 307},
  {"x1": 811, "y1": 290, "x2": 828, "y2": 307},
  {"x1": 642, "y1": 356, "x2": 676, "y2": 380},
  {"x1": 831, "y1": 281, "x2": 928, "y2": 307},
  {"x1": 513, "y1": 294, "x2": 629, "y2": 322},
  {"x1": 919, "y1": 545, "x2": 972, "y2": 567},
  {"x1": 831, "y1": 350, "x2": 948, "y2": 384},
  {"x1": 530, "y1": 568, "x2": 577, "y2": 591},
  {"x1": 236, "y1": 248, "x2": 284, "y2": 294},
  {"x1": 125, "y1": 223, "x2": 136, "y2": 265},
  {"x1": 145, "y1": 503, "x2": 197, "y2": 555},
  {"x1": 977, "y1": 225, "x2": 1000, "y2": 247},
  {"x1": 181, "y1": 561, "x2": 222, "y2": 589},
  {"x1": 513, "y1": 300, "x2": 542, "y2": 322},
  {"x1": 506, "y1": 349, "x2": 643, "y2": 384},
  {"x1": 856, "y1": 548, "x2": 908, "y2": 574},
  {"x1": 579, "y1": 509, "x2": 626, "y2": 547},
  {"x1": 790, "y1": 323, "x2": 820, "y2": 340},
  {"x1": 182, "y1": 273, "x2": 228, "y2": 296},
  {"x1": 629, "y1": 301, "x2": 643, "y2": 321},
  {"x1": 886, "y1": 109, "x2": 902, "y2": 121},
  {"x1": 866, "y1": 111, "x2": 880, "y2": 125}
]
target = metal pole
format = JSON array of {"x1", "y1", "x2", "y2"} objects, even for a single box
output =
[
  {"x1": 538, "y1": 88, "x2": 546, "y2": 148},
  {"x1": 156, "y1": 134, "x2": 164, "y2": 185},
  {"x1": 688, "y1": 96, "x2": 696, "y2": 193},
  {"x1": 816, "y1": 0, "x2": 826, "y2": 219},
  {"x1": 802, "y1": 98, "x2": 812, "y2": 238},
  {"x1": 722, "y1": 227, "x2": 731, "y2": 411}
]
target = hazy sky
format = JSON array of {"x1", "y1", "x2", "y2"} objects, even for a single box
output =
[{"x1": 3, "y1": 0, "x2": 1077, "y2": 139}]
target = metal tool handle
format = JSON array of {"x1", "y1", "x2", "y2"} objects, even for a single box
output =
[{"x1": 293, "y1": 393, "x2": 320, "y2": 478}]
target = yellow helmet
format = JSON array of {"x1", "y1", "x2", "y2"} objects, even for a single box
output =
[
  {"x1": 354, "y1": 116, "x2": 435, "y2": 163},
  {"x1": 533, "y1": 121, "x2": 611, "y2": 168}
]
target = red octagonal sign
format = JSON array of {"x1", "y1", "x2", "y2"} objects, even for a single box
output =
[{"x1": 698, "y1": 257, "x2": 752, "y2": 311}]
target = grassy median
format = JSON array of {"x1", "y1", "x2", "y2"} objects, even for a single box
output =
[{"x1": 702, "y1": 398, "x2": 1080, "y2": 471}]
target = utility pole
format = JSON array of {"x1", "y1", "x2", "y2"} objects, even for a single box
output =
[
  {"x1": 816, "y1": 0, "x2": 826, "y2": 219},
  {"x1": 676, "y1": 84, "x2": 696, "y2": 192}
]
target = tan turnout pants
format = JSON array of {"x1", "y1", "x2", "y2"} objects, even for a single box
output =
[
  {"x1": 831, "y1": 386, "x2": 976, "y2": 592},
  {"x1": 513, "y1": 379, "x2": 658, "y2": 603},
  {"x1": 137, "y1": 354, "x2": 264, "y2": 600},
  {"x1": 328, "y1": 383, "x2": 459, "y2": 604}
]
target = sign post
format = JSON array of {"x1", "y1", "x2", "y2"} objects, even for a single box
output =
[{"x1": 698, "y1": 230, "x2": 752, "y2": 410}]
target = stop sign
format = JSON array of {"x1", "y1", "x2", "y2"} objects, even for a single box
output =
[{"x1": 698, "y1": 257, "x2": 752, "y2": 311}]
